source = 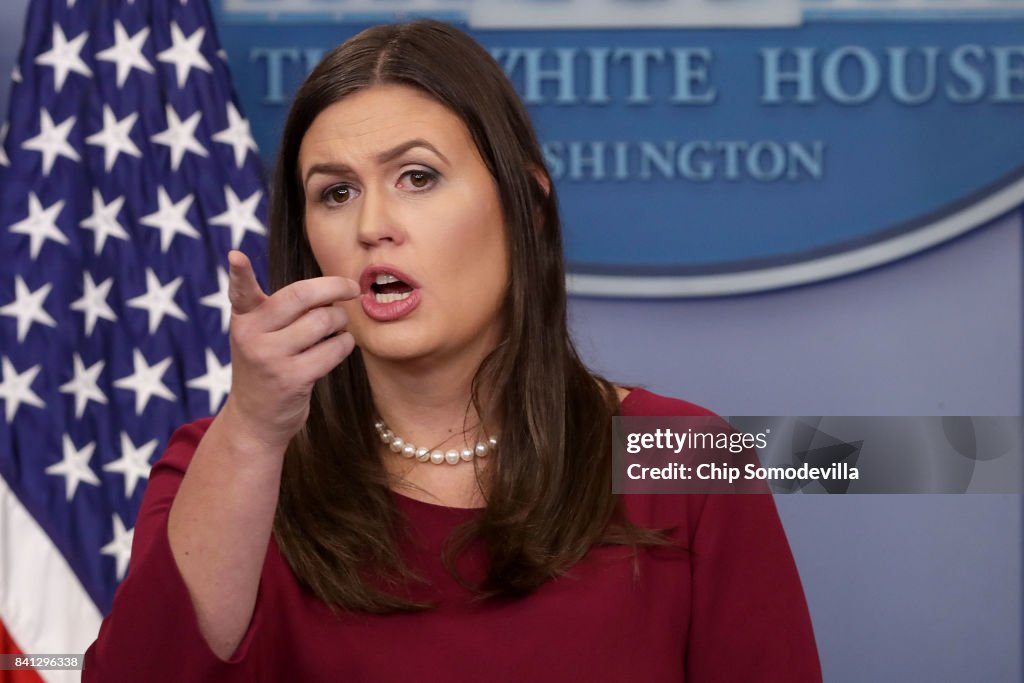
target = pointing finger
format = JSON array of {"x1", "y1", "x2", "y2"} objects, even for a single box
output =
[{"x1": 227, "y1": 250, "x2": 268, "y2": 315}]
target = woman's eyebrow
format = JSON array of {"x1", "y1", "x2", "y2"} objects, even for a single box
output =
[
  {"x1": 377, "y1": 138, "x2": 449, "y2": 166},
  {"x1": 303, "y1": 139, "x2": 450, "y2": 189}
]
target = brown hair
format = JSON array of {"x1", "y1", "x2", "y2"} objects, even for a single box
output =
[{"x1": 268, "y1": 19, "x2": 676, "y2": 614}]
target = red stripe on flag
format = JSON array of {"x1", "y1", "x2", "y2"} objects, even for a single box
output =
[{"x1": 0, "y1": 618, "x2": 46, "y2": 683}]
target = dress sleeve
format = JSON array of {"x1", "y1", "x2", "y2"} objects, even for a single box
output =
[
  {"x1": 683, "y1": 492, "x2": 823, "y2": 682},
  {"x1": 82, "y1": 419, "x2": 264, "y2": 682}
]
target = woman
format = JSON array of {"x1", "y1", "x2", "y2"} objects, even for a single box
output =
[{"x1": 83, "y1": 19, "x2": 821, "y2": 682}]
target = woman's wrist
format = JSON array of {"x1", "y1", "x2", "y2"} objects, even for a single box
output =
[{"x1": 214, "y1": 397, "x2": 296, "y2": 460}]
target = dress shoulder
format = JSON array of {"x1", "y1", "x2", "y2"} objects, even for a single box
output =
[{"x1": 619, "y1": 386, "x2": 718, "y2": 418}]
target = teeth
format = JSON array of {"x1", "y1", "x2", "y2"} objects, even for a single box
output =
[
  {"x1": 374, "y1": 291, "x2": 412, "y2": 304},
  {"x1": 374, "y1": 273, "x2": 399, "y2": 285}
]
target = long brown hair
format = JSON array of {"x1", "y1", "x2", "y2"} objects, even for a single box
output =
[{"x1": 269, "y1": 19, "x2": 676, "y2": 614}]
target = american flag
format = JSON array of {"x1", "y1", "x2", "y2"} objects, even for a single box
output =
[{"x1": 0, "y1": 1, "x2": 266, "y2": 680}]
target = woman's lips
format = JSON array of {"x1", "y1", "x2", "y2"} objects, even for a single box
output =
[
  {"x1": 361, "y1": 288, "x2": 421, "y2": 322},
  {"x1": 359, "y1": 264, "x2": 421, "y2": 294},
  {"x1": 357, "y1": 264, "x2": 422, "y2": 321}
]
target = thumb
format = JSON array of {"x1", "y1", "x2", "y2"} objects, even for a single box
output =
[{"x1": 227, "y1": 250, "x2": 267, "y2": 315}]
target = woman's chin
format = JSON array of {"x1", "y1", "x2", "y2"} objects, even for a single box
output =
[
  {"x1": 356, "y1": 336, "x2": 434, "y2": 365},
  {"x1": 353, "y1": 321, "x2": 502, "y2": 369}
]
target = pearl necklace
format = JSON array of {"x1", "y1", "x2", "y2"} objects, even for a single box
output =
[{"x1": 374, "y1": 418, "x2": 498, "y2": 465}]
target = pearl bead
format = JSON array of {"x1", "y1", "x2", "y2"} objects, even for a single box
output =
[
  {"x1": 488, "y1": 435, "x2": 498, "y2": 449},
  {"x1": 381, "y1": 429, "x2": 393, "y2": 444},
  {"x1": 430, "y1": 450, "x2": 445, "y2": 465},
  {"x1": 475, "y1": 442, "x2": 489, "y2": 457},
  {"x1": 402, "y1": 443, "x2": 416, "y2": 458},
  {"x1": 415, "y1": 447, "x2": 430, "y2": 462},
  {"x1": 389, "y1": 437, "x2": 405, "y2": 453},
  {"x1": 374, "y1": 420, "x2": 384, "y2": 431},
  {"x1": 445, "y1": 449, "x2": 460, "y2": 465},
  {"x1": 460, "y1": 448, "x2": 474, "y2": 462}
]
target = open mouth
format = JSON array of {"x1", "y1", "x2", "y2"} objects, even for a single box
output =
[{"x1": 371, "y1": 273, "x2": 415, "y2": 303}]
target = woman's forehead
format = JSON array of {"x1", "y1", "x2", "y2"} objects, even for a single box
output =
[{"x1": 298, "y1": 84, "x2": 471, "y2": 166}]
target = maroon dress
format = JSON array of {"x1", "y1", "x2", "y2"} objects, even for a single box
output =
[{"x1": 83, "y1": 388, "x2": 822, "y2": 681}]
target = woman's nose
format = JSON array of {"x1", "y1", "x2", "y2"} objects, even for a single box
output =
[{"x1": 356, "y1": 188, "x2": 404, "y2": 248}]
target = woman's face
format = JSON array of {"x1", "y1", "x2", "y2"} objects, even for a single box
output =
[{"x1": 299, "y1": 84, "x2": 509, "y2": 368}]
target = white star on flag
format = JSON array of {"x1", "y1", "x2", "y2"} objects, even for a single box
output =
[
  {"x1": 150, "y1": 104, "x2": 207, "y2": 171},
  {"x1": 95, "y1": 21, "x2": 154, "y2": 88},
  {"x1": 45, "y1": 435, "x2": 101, "y2": 502},
  {"x1": 79, "y1": 189, "x2": 130, "y2": 255},
  {"x1": 212, "y1": 102, "x2": 258, "y2": 168},
  {"x1": 186, "y1": 349, "x2": 232, "y2": 414},
  {"x1": 0, "y1": 276, "x2": 57, "y2": 343},
  {"x1": 103, "y1": 432, "x2": 158, "y2": 498},
  {"x1": 34, "y1": 23, "x2": 92, "y2": 91},
  {"x1": 21, "y1": 109, "x2": 80, "y2": 176},
  {"x1": 0, "y1": 122, "x2": 9, "y2": 167},
  {"x1": 100, "y1": 515, "x2": 134, "y2": 582},
  {"x1": 85, "y1": 106, "x2": 142, "y2": 171},
  {"x1": 156, "y1": 22, "x2": 212, "y2": 89},
  {"x1": 139, "y1": 186, "x2": 200, "y2": 252},
  {"x1": 59, "y1": 353, "x2": 108, "y2": 418},
  {"x1": 112, "y1": 350, "x2": 175, "y2": 416},
  {"x1": 199, "y1": 267, "x2": 231, "y2": 334},
  {"x1": 9, "y1": 192, "x2": 68, "y2": 260},
  {"x1": 70, "y1": 272, "x2": 118, "y2": 337},
  {"x1": 0, "y1": 357, "x2": 45, "y2": 423},
  {"x1": 210, "y1": 186, "x2": 265, "y2": 249},
  {"x1": 126, "y1": 268, "x2": 188, "y2": 334}
]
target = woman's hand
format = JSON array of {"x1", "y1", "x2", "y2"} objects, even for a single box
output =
[{"x1": 221, "y1": 250, "x2": 359, "y2": 450}]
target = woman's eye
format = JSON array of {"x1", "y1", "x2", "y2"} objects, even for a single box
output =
[
  {"x1": 402, "y1": 169, "x2": 437, "y2": 190},
  {"x1": 322, "y1": 185, "x2": 353, "y2": 205}
]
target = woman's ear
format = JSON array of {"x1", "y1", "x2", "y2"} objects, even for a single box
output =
[
  {"x1": 530, "y1": 165, "x2": 551, "y2": 199},
  {"x1": 528, "y1": 165, "x2": 552, "y2": 234}
]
